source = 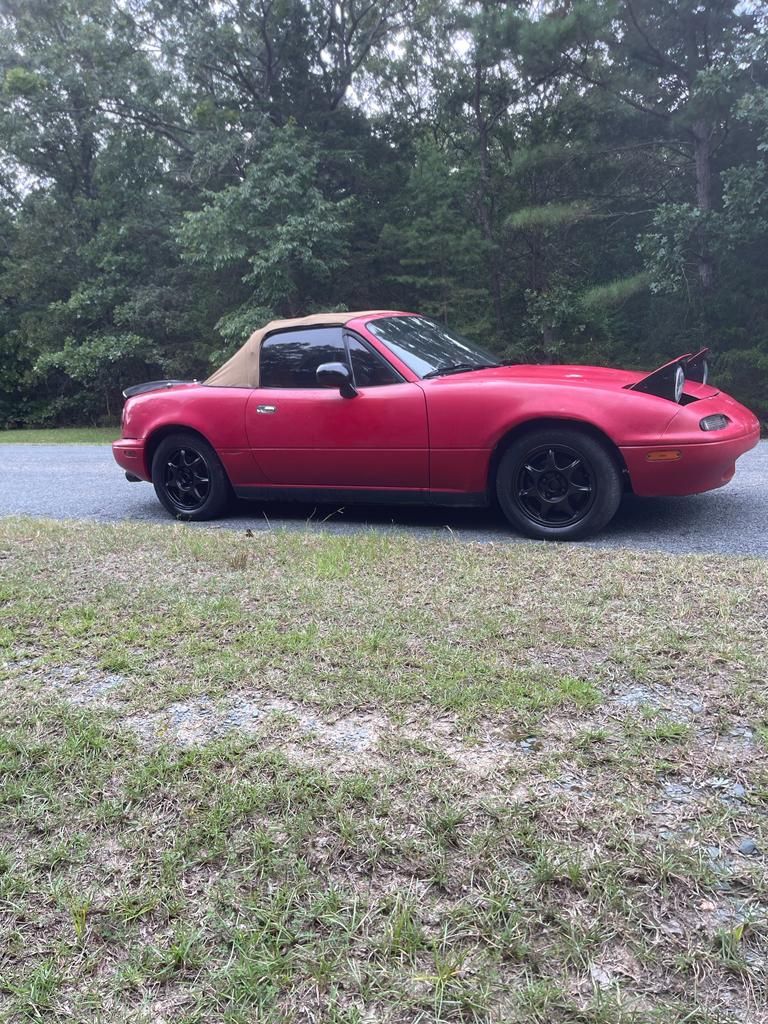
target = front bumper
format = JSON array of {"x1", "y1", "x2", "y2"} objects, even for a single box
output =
[
  {"x1": 112, "y1": 438, "x2": 150, "y2": 481},
  {"x1": 620, "y1": 417, "x2": 760, "y2": 497}
]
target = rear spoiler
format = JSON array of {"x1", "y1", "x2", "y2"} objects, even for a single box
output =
[
  {"x1": 122, "y1": 379, "x2": 192, "y2": 399},
  {"x1": 625, "y1": 348, "x2": 709, "y2": 403}
]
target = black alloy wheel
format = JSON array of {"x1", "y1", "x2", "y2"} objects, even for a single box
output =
[
  {"x1": 515, "y1": 443, "x2": 596, "y2": 528},
  {"x1": 164, "y1": 446, "x2": 211, "y2": 511},
  {"x1": 496, "y1": 428, "x2": 622, "y2": 540},
  {"x1": 151, "y1": 431, "x2": 231, "y2": 520}
]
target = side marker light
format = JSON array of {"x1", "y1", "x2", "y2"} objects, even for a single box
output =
[{"x1": 646, "y1": 450, "x2": 682, "y2": 462}]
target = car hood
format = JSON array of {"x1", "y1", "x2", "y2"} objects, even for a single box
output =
[
  {"x1": 489, "y1": 364, "x2": 642, "y2": 387},
  {"x1": 439, "y1": 363, "x2": 720, "y2": 398}
]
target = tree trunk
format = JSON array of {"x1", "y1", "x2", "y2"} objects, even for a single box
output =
[
  {"x1": 472, "y1": 65, "x2": 505, "y2": 335},
  {"x1": 692, "y1": 119, "x2": 714, "y2": 292}
]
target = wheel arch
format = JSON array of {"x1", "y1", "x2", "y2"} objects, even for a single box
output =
[
  {"x1": 487, "y1": 417, "x2": 631, "y2": 496},
  {"x1": 146, "y1": 424, "x2": 221, "y2": 479}
]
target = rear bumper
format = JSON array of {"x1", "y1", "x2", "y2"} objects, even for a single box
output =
[
  {"x1": 620, "y1": 422, "x2": 760, "y2": 497},
  {"x1": 112, "y1": 439, "x2": 150, "y2": 481}
]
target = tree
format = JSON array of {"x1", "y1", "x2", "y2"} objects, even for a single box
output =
[
  {"x1": 0, "y1": 0, "x2": 766, "y2": 427},
  {"x1": 178, "y1": 126, "x2": 353, "y2": 346},
  {"x1": 537, "y1": 0, "x2": 767, "y2": 295},
  {"x1": 0, "y1": 0, "x2": 208, "y2": 420}
]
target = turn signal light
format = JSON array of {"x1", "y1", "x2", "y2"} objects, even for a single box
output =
[
  {"x1": 700, "y1": 414, "x2": 730, "y2": 431},
  {"x1": 646, "y1": 450, "x2": 682, "y2": 462}
]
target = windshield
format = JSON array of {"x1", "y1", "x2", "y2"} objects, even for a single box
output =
[{"x1": 366, "y1": 316, "x2": 499, "y2": 378}]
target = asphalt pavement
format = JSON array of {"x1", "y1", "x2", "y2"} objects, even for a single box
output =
[{"x1": 0, "y1": 441, "x2": 765, "y2": 556}]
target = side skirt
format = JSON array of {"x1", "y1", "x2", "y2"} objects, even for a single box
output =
[{"x1": 233, "y1": 486, "x2": 489, "y2": 509}]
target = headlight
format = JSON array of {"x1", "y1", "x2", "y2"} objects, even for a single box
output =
[
  {"x1": 699, "y1": 414, "x2": 730, "y2": 431},
  {"x1": 674, "y1": 365, "x2": 685, "y2": 403}
]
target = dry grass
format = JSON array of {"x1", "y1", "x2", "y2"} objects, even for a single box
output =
[{"x1": 0, "y1": 517, "x2": 767, "y2": 1023}]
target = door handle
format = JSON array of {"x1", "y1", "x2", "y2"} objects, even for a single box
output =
[{"x1": 256, "y1": 404, "x2": 277, "y2": 414}]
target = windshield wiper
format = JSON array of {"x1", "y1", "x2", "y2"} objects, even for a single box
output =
[{"x1": 422, "y1": 362, "x2": 500, "y2": 379}]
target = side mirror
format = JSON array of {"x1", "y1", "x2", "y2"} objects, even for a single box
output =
[{"x1": 316, "y1": 361, "x2": 357, "y2": 398}]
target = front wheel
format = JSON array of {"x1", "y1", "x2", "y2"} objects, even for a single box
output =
[
  {"x1": 151, "y1": 432, "x2": 231, "y2": 520},
  {"x1": 496, "y1": 429, "x2": 622, "y2": 540}
]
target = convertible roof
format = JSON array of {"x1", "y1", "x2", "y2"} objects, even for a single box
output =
[{"x1": 205, "y1": 310, "x2": 393, "y2": 388}]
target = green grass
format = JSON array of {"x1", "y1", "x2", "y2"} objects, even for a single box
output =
[
  {"x1": 0, "y1": 426, "x2": 117, "y2": 444},
  {"x1": 0, "y1": 517, "x2": 766, "y2": 1023}
]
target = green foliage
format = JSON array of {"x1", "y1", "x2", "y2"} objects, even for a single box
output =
[
  {"x1": 2, "y1": 67, "x2": 42, "y2": 97},
  {"x1": 581, "y1": 274, "x2": 650, "y2": 310},
  {"x1": 507, "y1": 203, "x2": 593, "y2": 231},
  {"x1": 178, "y1": 127, "x2": 352, "y2": 327},
  {"x1": 717, "y1": 348, "x2": 768, "y2": 430},
  {"x1": 378, "y1": 143, "x2": 492, "y2": 337},
  {"x1": 0, "y1": 0, "x2": 767, "y2": 424},
  {"x1": 638, "y1": 205, "x2": 713, "y2": 295},
  {"x1": 35, "y1": 333, "x2": 161, "y2": 397}
]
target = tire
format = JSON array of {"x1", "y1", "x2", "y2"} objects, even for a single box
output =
[
  {"x1": 151, "y1": 431, "x2": 231, "y2": 521},
  {"x1": 495, "y1": 428, "x2": 622, "y2": 541}
]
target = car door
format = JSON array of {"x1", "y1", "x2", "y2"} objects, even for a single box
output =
[{"x1": 244, "y1": 326, "x2": 429, "y2": 489}]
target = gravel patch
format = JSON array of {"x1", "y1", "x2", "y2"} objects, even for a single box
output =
[
  {"x1": 44, "y1": 665, "x2": 126, "y2": 704},
  {"x1": 119, "y1": 696, "x2": 546, "y2": 781},
  {"x1": 123, "y1": 697, "x2": 386, "y2": 755},
  {"x1": 610, "y1": 681, "x2": 706, "y2": 722}
]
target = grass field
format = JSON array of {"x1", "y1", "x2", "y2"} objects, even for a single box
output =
[
  {"x1": 0, "y1": 426, "x2": 117, "y2": 444},
  {"x1": 0, "y1": 517, "x2": 766, "y2": 1023}
]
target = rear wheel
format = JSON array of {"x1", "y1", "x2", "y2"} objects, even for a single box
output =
[
  {"x1": 496, "y1": 428, "x2": 622, "y2": 540},
  {"x1": 151, "y1": 432, "x2": 230, "y2": 520}
]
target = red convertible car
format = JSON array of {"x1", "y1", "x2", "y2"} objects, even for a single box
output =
[{"x1": 113, "y1": 310, "x2": 760, "y2": 539}]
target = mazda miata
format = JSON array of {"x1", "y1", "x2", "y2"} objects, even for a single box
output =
[{"x1": 113, "y1": 310, "x2": 760, "y2": 539}]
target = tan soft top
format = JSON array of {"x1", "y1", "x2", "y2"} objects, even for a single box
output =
[{"x1": 205, "y1": 310, "x2": 391, "y2": 388}]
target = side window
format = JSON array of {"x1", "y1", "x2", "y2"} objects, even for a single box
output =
[
  {"x1": 346, "y1": 333, "x2": 402, "y2": 387},
  {"x1": 260, "y1": 327, "x2": 346, "y2": 388}
]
